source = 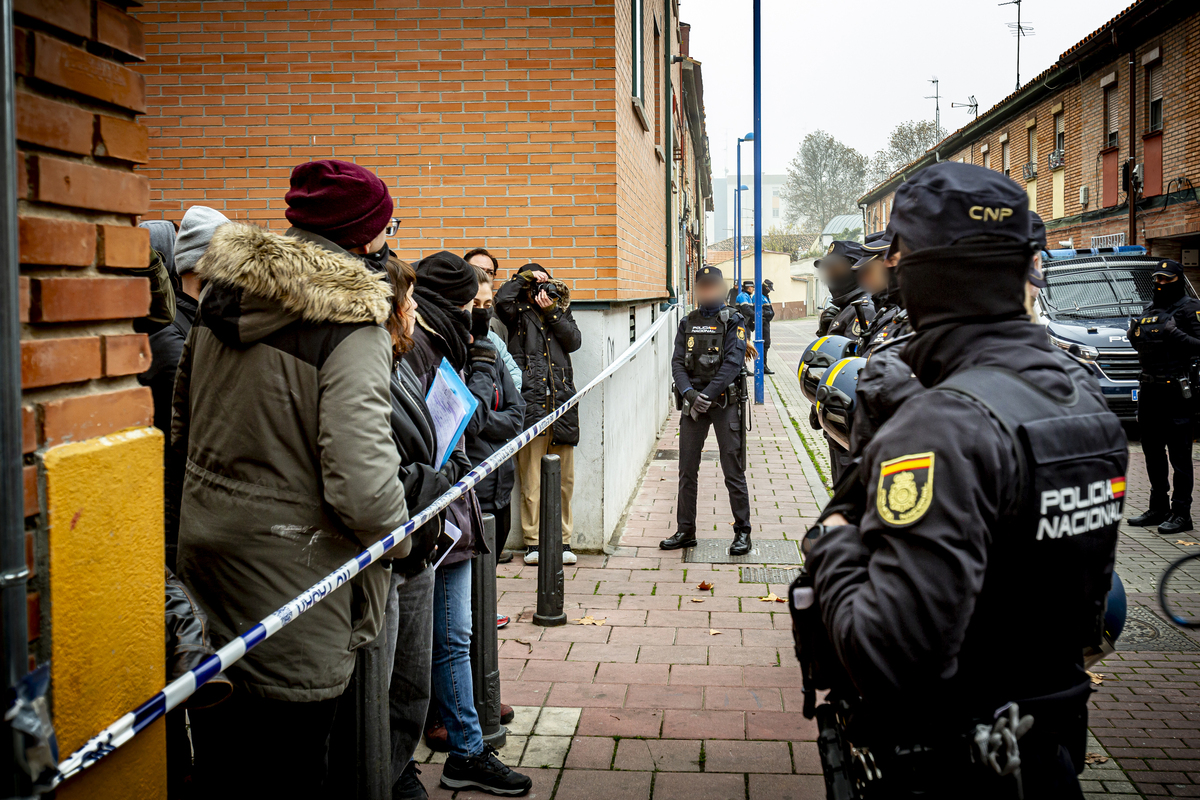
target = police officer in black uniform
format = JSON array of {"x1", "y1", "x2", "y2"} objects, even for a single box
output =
[
  {"x1": 803, "y1": 162, "x2": 1127, "y2": 798},
  {"x1": 1126, "y1": 258, "x2": 1200, "y2": 535},
  {"x1": 761, "y1": 279, "x2": 776, "y2": 374},
  {"x1": 812, "y1": 241, "x2": 876, "y2": 483},
  {"x1": 661, "y1": 266, "x2": 753, "y2": 556},
  {"x1": 853, "y1": 230, "x2": 908, "y2": 359}
]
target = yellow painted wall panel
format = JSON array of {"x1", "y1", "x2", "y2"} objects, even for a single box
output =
[
  {"x1": 45, "y1": 427, "x2": 166, "y2": 800},
  {"x1": 1052, "y1": 169, "x2": 1067, "y2": 220},
  {"x1": 1026, "y1": 178, "x2": 1038, "y2": 216}
]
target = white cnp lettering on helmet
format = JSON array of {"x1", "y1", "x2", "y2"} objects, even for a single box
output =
[{"x1": 1037, "y1": 477, "x2": 1124, "y2": 541}]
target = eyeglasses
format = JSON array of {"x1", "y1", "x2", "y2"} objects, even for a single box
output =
[{"x1": 384, "y1": 218, "x2": 399, "y2": 237}]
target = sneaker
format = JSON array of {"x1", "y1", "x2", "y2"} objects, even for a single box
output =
[
  {"x1": 497, "y1": 551, "x2": 514, "y2": 564},
  {"x1": 523, "y1": 547, "x2": 539, "y2": 565},
  {"x1": 441, "y1": 746, "x2": 532, "y2": 796},
  {"x1": 393, "y1": 760, "x2": 428, "y2": 800},
  {"x1": 497, "y1": 613, "x2": 509, "y2": 629},
  {"x1": 562, "y1": 545, "x2": 577, "y2": 565}
]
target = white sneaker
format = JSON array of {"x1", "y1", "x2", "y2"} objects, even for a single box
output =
[
  {"x1": 561, "y1": 546, "x2": 577, "y2": 565},
  {"x1": 523, "y1": 547, "x2": 539, "y2": 565}
]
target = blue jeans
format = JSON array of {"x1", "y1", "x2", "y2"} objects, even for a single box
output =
[{"x1": 433, "y1": 560, "x2": 484, "y2": 759}]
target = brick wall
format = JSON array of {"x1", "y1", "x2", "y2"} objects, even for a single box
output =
[
  {"x1": 13, "y1": 0, "x2": 154, "y2": 669},
  {"x1": 134, "y1": 0, "x2": 676, "y2": 302}
]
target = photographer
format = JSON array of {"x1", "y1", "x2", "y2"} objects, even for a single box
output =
[{"x1": 495, "y1": 263, "x2": 582, "y2": 566}]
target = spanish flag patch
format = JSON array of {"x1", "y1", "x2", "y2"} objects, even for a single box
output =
[
  {"x1": 1110, "y1": 476, "x2": 1126, "y2": 499},
  {"x1": 876, "y1": 452, "x2": 935, "y2": 527}
]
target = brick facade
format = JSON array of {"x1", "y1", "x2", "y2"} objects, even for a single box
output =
[
  {"x1": 134, "y1": 0, "x2": 696, "y2": 302},
  {"x1": 861, "y1": 1, "x2": 1200, "y2": 262}
]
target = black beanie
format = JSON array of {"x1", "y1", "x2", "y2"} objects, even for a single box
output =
[{"x1": 413, "y1": 251, "x2": 479, "y2": 305}]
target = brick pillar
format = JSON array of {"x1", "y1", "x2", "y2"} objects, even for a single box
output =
[{"x1": 11, "y1": 0, "x2": 165, "y2": 796}]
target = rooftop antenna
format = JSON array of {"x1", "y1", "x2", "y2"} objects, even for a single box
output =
[
  {"x1": 924, "y1": 77, "x2": 940, "y2": 134},
  {"x1": 999, "y1": 0, "x2": 1035, "y2": 90},
  {"x1": 951, "y1": 95, "x2": 979, "y2": 118}
]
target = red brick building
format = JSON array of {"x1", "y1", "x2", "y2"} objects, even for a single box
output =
[
  {"x1": 861, "y1": 0, "x2": 1200, "y2": 264},
  {"x1": 131, "y1": 0, "x2": 713, "y2": 549}
]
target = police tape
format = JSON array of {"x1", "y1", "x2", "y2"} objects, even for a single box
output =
[{"x1": 53, "y1": 307, "x2": 677, "y2": 787}]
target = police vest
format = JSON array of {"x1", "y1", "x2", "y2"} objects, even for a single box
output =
[
  {"x1": 937, "y1": 365, "x2": 1127, "y2": 712},
  {"x1": 682, "y1": 308, "x2": 733, "y2": 388}
]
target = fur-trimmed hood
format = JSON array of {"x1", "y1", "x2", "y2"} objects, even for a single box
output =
[{"x1": 196, "y1": 223, "x2": 393, "y2": 327}]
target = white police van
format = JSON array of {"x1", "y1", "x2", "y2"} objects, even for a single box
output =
[{"x1": 1032, "y1": 246, "x2": 1198, "y2": 420}]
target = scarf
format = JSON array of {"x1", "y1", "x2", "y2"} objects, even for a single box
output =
[{"x1": 415, "y1": 290, "x2": 471, "y2": 370}]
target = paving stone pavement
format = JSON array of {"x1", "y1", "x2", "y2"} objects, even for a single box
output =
[{"x1": 409, "y1": 318, "x2": 1200, "y2": 798}]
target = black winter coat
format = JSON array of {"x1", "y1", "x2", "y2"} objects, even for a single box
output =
[
  {"x1": 464, "y1": 340, "x2": 525, "y2": 513},
  {"x1": 140, "y1": 291, "x2": 197, "y2": 442},
  {"x1": 495, "y1": 267, "x2": 583, "y2": 446},
  {"x1": 403, "y1": 319, "x2": 485, "y2": 567}
]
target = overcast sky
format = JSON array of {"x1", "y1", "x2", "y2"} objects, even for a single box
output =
[{"x1": 683, "y1": 0, "x2": 1133, "y2": 178}]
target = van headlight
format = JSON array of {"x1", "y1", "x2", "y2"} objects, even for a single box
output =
[{"x1": 1049, "y1": 334, "x2": 1098, "y2": 361}]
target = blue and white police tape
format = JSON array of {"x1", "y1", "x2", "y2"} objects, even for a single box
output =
[{"x1": 53, "y1": 306, "x2": 676, "y2": 787}]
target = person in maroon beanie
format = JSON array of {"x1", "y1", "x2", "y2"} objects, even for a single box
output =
[{"x1": 173, "y1": 159, "x2": 409, "y2": 796}]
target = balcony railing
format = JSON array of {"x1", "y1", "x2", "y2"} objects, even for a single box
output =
[
  {"x1": 1021, "y1": 161, "x2": 1037, "y2": 181},
  {"x1": 1048, "y1": 148, "x2": 1066, "y2": 170}
]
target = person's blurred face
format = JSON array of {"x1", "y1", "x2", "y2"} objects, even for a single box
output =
[
  {"x1": 474, "y1": 280, "x2": 494, "y2": 309},
  {"x1": 351, "y1": 227, "x2": 389, "y2": 255},
  {"x1": 1155, "y1": 273, "x2": 1180, "y2": 285},
  {"x1": 468, "y1": 253, "x2": 497, "y2": 280},
  {"x1": 742, "y1": 283, "x2": 754, "y2": 296},
  {"x1": 857, "y1": 256, "x2": 888, "y2": 295},
  {"x1": 696, "y1": 280, "x2": 726, "y2": 307},
  {"x1": 819, "y1": 255, "x2": 853, "y2": 286}
]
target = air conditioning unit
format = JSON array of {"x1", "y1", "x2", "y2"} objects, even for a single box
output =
[
  {"x1": 1079, "y1": 185, "x2": 1089, "y2": 206},
  {"x1": 1183, "y1": 249, "x2": 1199, "y2": 268},
  {"x1": 1021, "y1": 162, "x2": 1037, "y2": 181}
]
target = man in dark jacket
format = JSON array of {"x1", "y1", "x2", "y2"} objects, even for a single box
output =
[
  {"x1": 171, "y1": 160, "x2": 411, "y2": 794},
  {"x1": 495, "y1": 263, "x2": 583, "y2": 566}
]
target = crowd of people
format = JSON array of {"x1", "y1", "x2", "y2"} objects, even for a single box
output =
[{"x1": 147, "y1": 160, "x2": 584, "y2": 798}]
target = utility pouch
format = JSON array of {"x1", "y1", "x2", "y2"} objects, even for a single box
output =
[
  {"x1": 673, "y1": 385, "x2": 683, "y2": 411},
  {"x1": 788, "y1": 569, "x2": 841, "y2": 719},
  {"x1": 1181, "y1": 377, "x2": 1193, "y2": 400}
]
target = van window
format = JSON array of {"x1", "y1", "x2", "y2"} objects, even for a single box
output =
[{"x1": 1040, "y1": 265, "x2": 1155, "y2": 321}]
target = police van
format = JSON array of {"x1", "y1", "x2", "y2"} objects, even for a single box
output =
[{"x1": 1032, "y1": 246, "x2": 1198, "y2": 420}]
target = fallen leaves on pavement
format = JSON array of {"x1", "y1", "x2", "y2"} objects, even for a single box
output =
[
  {"x1": 513, "y1": 639, "x2": 533, "y2": 653},
  {"x1": 571, "y1": 616, "x2": 606, "y2": 626},
  {"x1": 1178, "y1": 540, "x2": 1199, "y2": 546},
  {"x1": 759, "y1": 592, "x2": 786, "y2": 603},
  {"x1": 1083, "y1": 752, "x2": 1108, "y2": 765},
  {"x1": 709, "y1": 629, "x2": 722, "y2": 636},
  {"x1": 697, "y1": 581, "x2": 714, "y2": 591},
  {"x1": 690, "y1": 598, "x2": 705, "y2": 603},
  {"x1": 1087, "y1": 671, "x2": 1104, "y2": 685}
]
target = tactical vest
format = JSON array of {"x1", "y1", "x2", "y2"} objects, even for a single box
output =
[
  {"x1": 937, "y1": 365, "x2": 1127, "y2": 714},
  {"x1": 682, "y1": 308, "x2": 732, "y2": 388}
]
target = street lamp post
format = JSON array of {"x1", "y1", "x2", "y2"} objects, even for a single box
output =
[
  {"x1": 752, "y1": 0, "x2": 764, "y2": 404},
  {"x1": 735, "y1": 133, "x2": 753, "y2": 285}
]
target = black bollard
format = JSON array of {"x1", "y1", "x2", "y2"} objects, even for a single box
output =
[
  {"x1": 533, "y1": 454, "x2": 567, "y2": 627},
  {"x1": 471, "y1": 513, "x2": 506, "y2": 748}
]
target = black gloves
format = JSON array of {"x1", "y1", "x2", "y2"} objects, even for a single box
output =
[
  {"x1": 469, "y1": 339, "x2": 498, "y2": 364},
  {"x1": 689, "y1": 393, "x2": 712, "y2": 420},
  {"x1": 684, "y1": 388, "x2": 699, "y2": 405}
]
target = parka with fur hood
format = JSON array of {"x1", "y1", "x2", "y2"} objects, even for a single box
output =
[{"x1": 168, "y1": 223, "x2": 411, "y2": 703}]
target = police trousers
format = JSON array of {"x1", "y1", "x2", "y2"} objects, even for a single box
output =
[
  {"x1": 1139, "y1": 383, "x2": 1194, "y2": 513},
  {"x1": 677, "y1": 400, "x2": 751, "y2": 535}
]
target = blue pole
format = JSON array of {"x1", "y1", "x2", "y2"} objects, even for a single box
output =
[
  {"x1": 752, "y1": 0, "x2": 764, "y2": 404},
  {"x1": 735, "y1": 140, "x2": 741, "y2": 285}
]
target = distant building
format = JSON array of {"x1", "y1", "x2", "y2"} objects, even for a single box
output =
[
  {"x1": 710, "y1": 173, "x2": 803, "y2": 244},
  {"x1": 820, "y1": 214, "x2": 865, "y2": 247},
  {"x1": 859, "y1": 0, "x2": 1200, "y2": 271}
]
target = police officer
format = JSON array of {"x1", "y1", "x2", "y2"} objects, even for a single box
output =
[
  {"x1": 812, "y1": 241, "x2": 876, "y2": 483},
  {"x1": 853, "y1": 230, "x2": 908, "y2": 359},
  {"x1": 805, "y1": 162, "x2": 1126, "y2": 798},
  {"x1": 760, "y1": 279, "x2": 776, "y2": 374},
  {"x1": 1126, "y1": 258, "x2": 1200, "y2": 535},
  {"x1": 661, "y1": 266, "x2": 753, "y2": 556}
]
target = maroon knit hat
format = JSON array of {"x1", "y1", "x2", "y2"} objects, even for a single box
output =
[{"x1": 284, "y1": 160, "x2": 394, "y2": 250}]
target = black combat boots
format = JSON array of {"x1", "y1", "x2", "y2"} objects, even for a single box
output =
[
  {"x1": 660, "y1": 531, "x2": 697, "y2": 550},
  {"x1": 730, "y1": 530, "x2": 752, "y2": 556}
]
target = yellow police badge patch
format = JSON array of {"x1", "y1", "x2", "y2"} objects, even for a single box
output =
[
  {"x1": 687, "y1": 336, "x2": 695, "y2": 349},
  {"x1": 737, "y1": 327, "x2": 745, "y2": 340},
  {"x1": 876, "y1": 452, "x2": 935, "y2": 527}
]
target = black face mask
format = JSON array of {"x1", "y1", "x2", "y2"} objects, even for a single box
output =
[
  {"x1": 471, "y1": 306, "x2": 493, "y2": 339},
  {"x1": 898, "y1": 242, "x2": 1031, "y2": 331},
  {"x1": 357, "y1": 242, "x2": 391, "y2": 273},
  {"x1": 1155, "y1": 279, "x2": 1186, "y2": 306}
]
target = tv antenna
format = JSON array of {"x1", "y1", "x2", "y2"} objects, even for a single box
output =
[
  {"x1": 951, "y1": 95, "x2": 979, "y2": 118},
  {"x1": 999, "y1": 0, "x2": 1035, "y2": 90},
  {"x1": 924, "y1": 77, "x2": 940, "y2": 135}
]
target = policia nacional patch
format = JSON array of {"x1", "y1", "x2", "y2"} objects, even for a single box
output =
[{"x1": 876, "y1": 452, "x2": 935, "y2": 527}]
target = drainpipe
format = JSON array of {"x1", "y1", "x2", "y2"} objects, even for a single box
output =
[
  {"x1": 663, "y1": 0, "x2": 675, "y2": 305},
  {"x1": 1, "y1": 0, "x2": 31, "y2": 794},
  {"x1": 1127, "y1": 49, "x2": 1137, "y2": 246}
]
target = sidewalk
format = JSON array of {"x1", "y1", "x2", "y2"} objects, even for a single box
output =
[{"x1": 409, "y1": 319, "x2": 1200, "y2": 799}]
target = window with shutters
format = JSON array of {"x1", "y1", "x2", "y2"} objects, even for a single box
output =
[
  {"x1": 631, "y1": 0, "x2": 644, "y2": 101},
  {"x1": 1146, "y1": 62, "x2": 1163, "y2": 132},
  {"x1": 1002, "y1": 141, "x2": 1010, "y2": 176},
  {"x1": 1054, "y1": 112, "x2": 1065, "y2": 151},
  {"x1": 1104, "y1": 86, "x2": 1118, "y2": 148},
  {"x1": 1027, "y1": 126, "x2": 1037, "y2": 164},
  {"x1": 653, "y1": 22, "x2": 661, "y2": 144},
  {"x1": 983, "y1": 149, "x2": 991, "y2": 170}
]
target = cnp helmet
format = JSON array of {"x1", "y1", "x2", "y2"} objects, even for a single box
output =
[
  {"x1": 815, "y1": 357, "x2": 866, "y2": 450},
  {"x1": 1084, "y1": 571, "x2": 1126, "y2": 670},
  {"x1": 799, "y1": 335, "x2": 856, "y2": 404}
]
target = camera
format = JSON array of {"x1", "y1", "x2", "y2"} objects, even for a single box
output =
[{"x1": 527, "y1": 281, "x2": 560, "y2": 302}]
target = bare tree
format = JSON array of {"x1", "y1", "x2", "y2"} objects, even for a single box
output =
[
  {"x1": 867, "y1": 120, "x2": 947, "y2": 185},
  {"x1": 781, "y1": 131, "x2": 868, "y2": 233}
]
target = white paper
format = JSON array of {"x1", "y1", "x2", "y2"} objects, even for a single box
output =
[
  {"x1": 425, "y1": 358, "x2": 478, "y2": 470},
  {"x1": 431, "y1": 520, "x2": 463, "y2": 571}
]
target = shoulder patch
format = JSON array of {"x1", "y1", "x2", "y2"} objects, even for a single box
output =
[
  {"x1": 737, "y1": 326, "x2": 745, "y2": 340},
  {"x1": 876, "y1": 452, "x2": 935, "y2": 527}
]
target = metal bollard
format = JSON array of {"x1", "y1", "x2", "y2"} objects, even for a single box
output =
[
  {"x1": 471, "y1": 513, "x2": 506, "y2": 748},
  {"x1": 533, "y1": 454, "x2": 567, "y2": 627}
]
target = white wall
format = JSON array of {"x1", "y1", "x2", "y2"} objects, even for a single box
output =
[{"x1": 511, "y1": 302, "x2": 679, "y2": 552}]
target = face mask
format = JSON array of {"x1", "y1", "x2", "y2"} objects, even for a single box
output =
[
  {"x1": 1155, "y1": 279, "x2": 1185, "y2": 305},
  {"x1": 471, "y1": 306, "x2": 493, "y2": 339},
  {"x1": 357, "y1": 242, "x2": 391, "y2": 273}
]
